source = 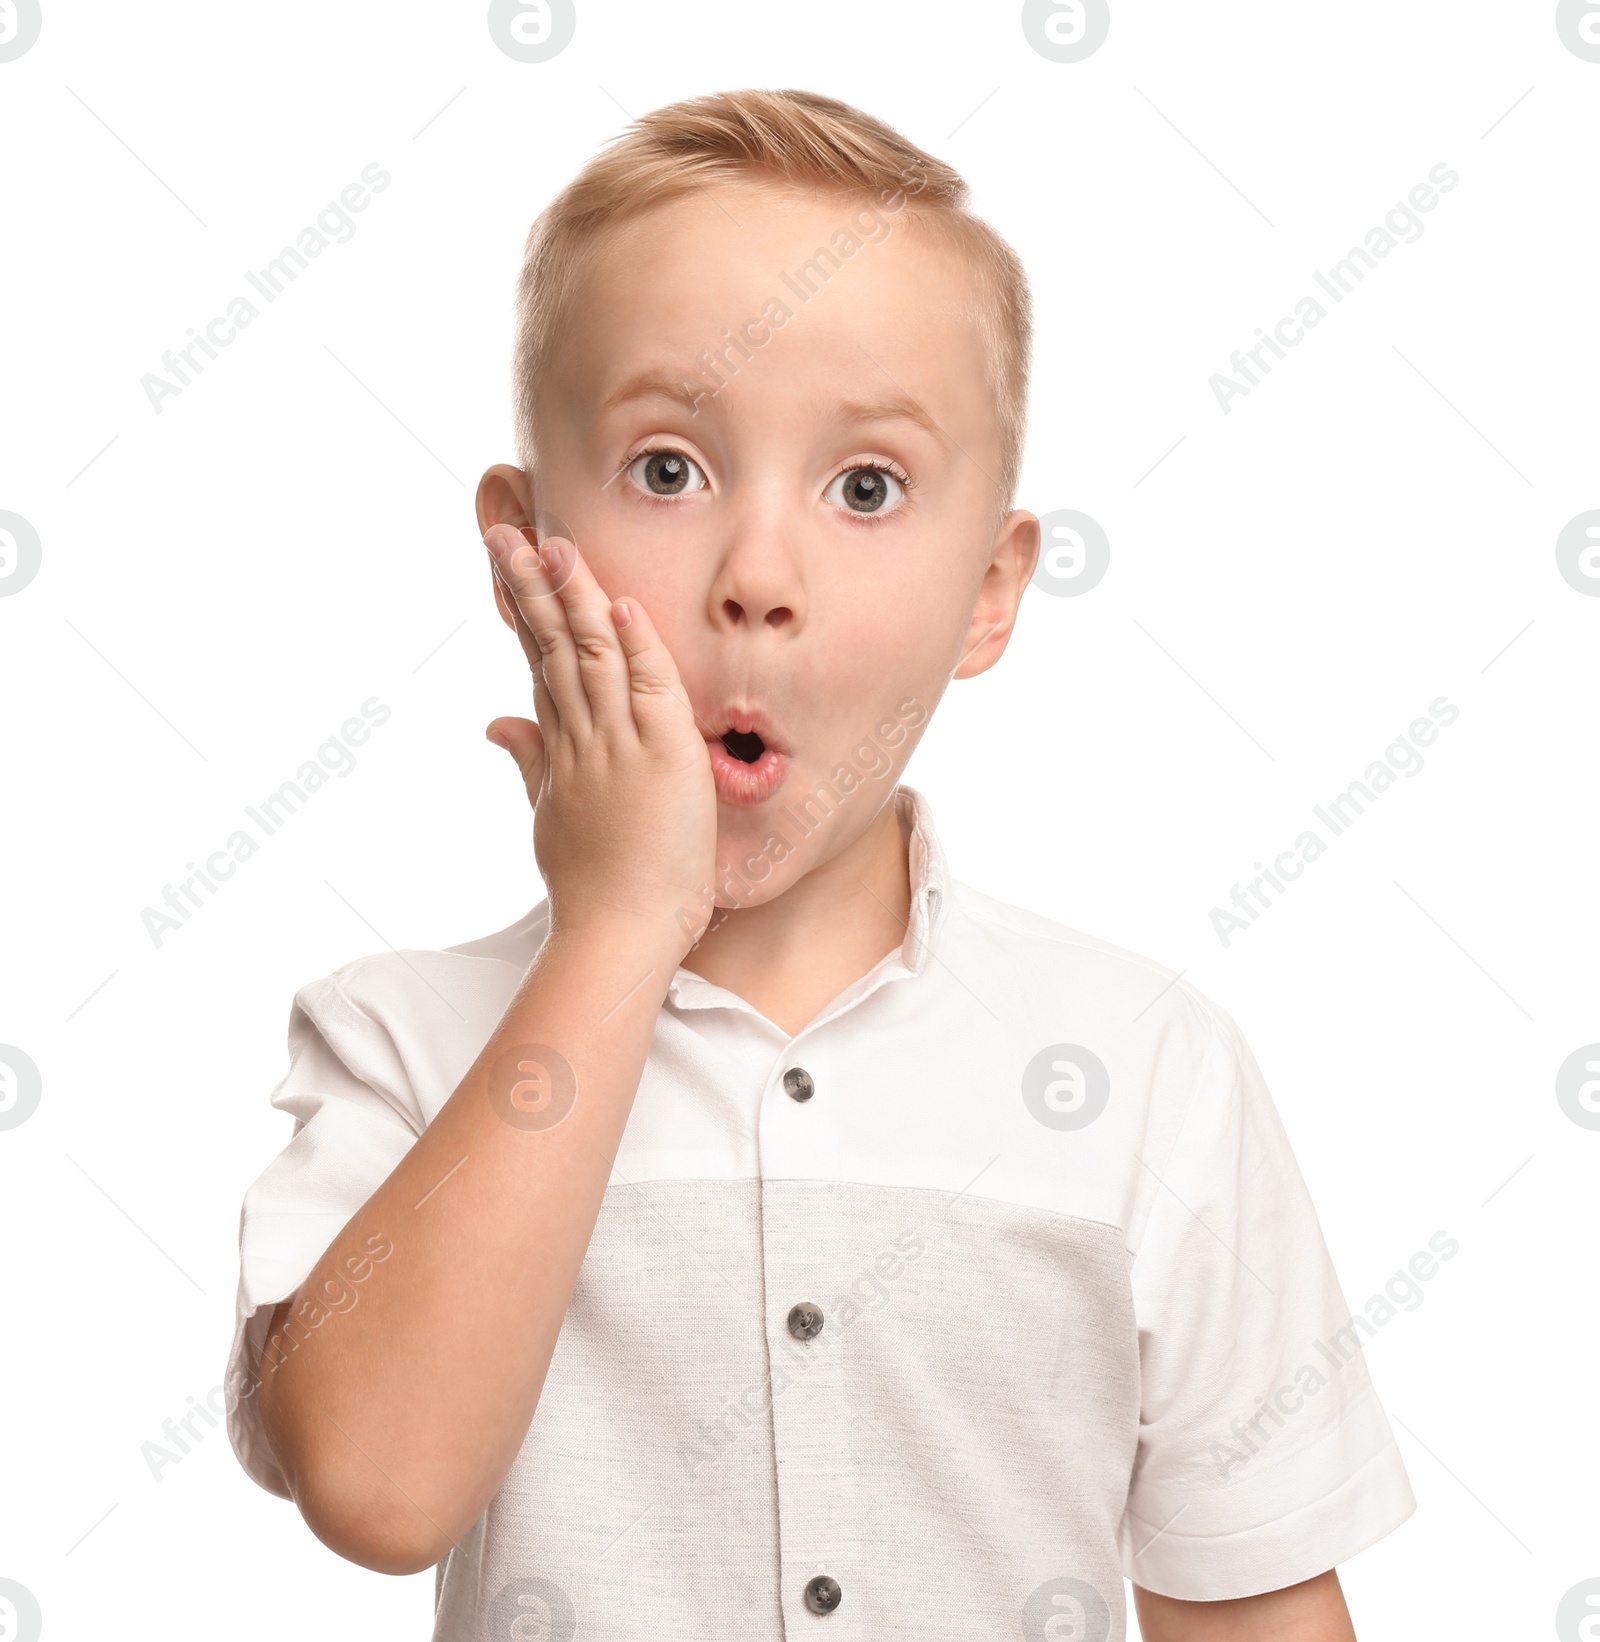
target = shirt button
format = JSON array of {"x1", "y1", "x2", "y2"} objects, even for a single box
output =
[
  {"x1": 783, "y1": 1066, "x2": 814, "y2": 1102},
  {"x1": 804, "y1": 1574, "x2": 842, "y2": 1614},
  {"x1": 787, "y1": 1301, "x2": 824, "y2": 1341}
]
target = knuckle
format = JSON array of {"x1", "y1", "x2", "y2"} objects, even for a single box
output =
[
  {"x1": 628, "y1": 666, "x2": 676, "y2": 698},
  {"x1": 502, "y1": 566, "x2": 547, "y2": 602},
  {"x1": 573, "y1": 632, "x2": 615, "y2": 666}
]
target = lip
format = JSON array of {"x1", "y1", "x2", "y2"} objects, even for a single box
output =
[{"x1": 702, "y1": 706, "x2": 790, "y2": 807}]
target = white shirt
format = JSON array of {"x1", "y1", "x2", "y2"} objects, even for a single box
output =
[{"x1": 226, "y1": 783, "x2": 1415, "y2": 1640}]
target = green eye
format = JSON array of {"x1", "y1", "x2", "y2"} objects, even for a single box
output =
[{"x1": 629, "y1": 448, "x2": 705, "y2": 496}]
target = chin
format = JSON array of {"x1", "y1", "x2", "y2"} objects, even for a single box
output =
[{"x1": 710, "y1": 814, "x2": 809, "y2": 909}]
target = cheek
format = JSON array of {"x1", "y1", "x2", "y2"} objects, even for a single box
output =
[
  {"x1": 835, "y1": 590, "x2": 960, "y2": 693},
  {"x1": 583, "y1": 546, "x2": 694, "y2": 629}
]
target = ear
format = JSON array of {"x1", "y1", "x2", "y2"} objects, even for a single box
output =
[
  {"x1": 952, "y1": 508, "x2": 1039, "y2": 680},
  {"x1": 476, "y1": 464, "x2": 535, "y2": 632}
]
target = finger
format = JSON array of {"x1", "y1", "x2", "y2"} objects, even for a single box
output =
[
  {"x1": 486, "y1": 716, "x2": 547, "y2": 804},
  {"x1": 534, "y1": 536, "x2": 636, "y2": 729},
  {"x1": 489, "y1": 554, "x2": 562, "y2": 739},
  {"x1": 485, "y1": 524, "x2": 588, "y2": 737},
  {"x1": 608, "y1": 596, "x2": 702, "y2": 748}
]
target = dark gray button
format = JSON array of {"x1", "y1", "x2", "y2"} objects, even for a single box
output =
[
  {"x1": 787, "y1": 1301, "x2": 824, "y2": 1341},
  {"x1": 783, "y1": 1066, "x2": 814, "y2": 1102},
  {"x1": 804, "y1": 1574, "x2": 842, "y2": 1614}
]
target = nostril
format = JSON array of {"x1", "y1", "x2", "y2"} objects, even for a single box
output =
[
  {"x1": 720, "y1": 600, "x2": 793, "y2": 629},
  {"x1": 721, "y1": 730, "x2": 764, "y2": 764}
]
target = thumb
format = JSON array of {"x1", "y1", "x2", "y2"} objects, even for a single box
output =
[{"x1": 485, "y1": 716, "x2": 546, "y2": 802}]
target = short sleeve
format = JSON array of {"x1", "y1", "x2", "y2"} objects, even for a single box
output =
[
  {"x1": 223, "y1": 966, "x2": 426, "y2": 1498},
  {"x1": 1117, "y1": 1000, "x2": 1416, "y2": 1599}
]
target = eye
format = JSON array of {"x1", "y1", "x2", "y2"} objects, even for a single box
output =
[
  {"x1": 627, "y1": 447, "x2": 706, "y2": 498},
  {"x1": 824, "y1": 461, "x2": 908, "y2": 517}
]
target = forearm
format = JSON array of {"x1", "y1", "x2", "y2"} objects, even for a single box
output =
[
  {"x1": 255, "y1": 920, "x2": 680, "y2": 1573},
  {"x1": 1132, "y1": 1569, "x2": 1357, "y2": 1642}
]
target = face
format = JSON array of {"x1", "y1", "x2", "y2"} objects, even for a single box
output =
[{"x1": 479, "y1": 179, "x2": 1037, "y2": 906}]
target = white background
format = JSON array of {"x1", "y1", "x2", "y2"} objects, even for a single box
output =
[{"x1": 1, "y1": 2, "x2": 1597, "y2": 1637}]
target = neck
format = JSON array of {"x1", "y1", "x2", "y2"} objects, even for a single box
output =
[{"x1": 680, "y1": 792, "x2": 915, "y2": 1037}]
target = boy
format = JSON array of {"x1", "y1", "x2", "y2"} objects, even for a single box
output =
[{"x1": 226, "y1": 89, "x2": 1414, "y2": 1640}]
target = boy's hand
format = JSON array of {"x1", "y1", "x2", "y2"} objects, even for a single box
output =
[{"x1": 482, "y1": 523, "x2": 717, "y2": 959}]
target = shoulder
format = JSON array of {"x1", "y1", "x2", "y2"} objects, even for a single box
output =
[
  {"x1": 274, "y1": 901, "x2": 551, "y2": 1128},
  {"x1": 304, "y1": 900, "x2": 549, "y2": 1016},
  {"x1": 864, "y1": 877, "x2": 1261, "y2": 1240},
  {"x1": 945, "y1": 878, "x2": 1235, "y2": 1058}
]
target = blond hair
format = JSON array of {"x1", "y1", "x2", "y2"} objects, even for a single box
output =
[{"x1": 512, "y1": 88, "x2": 1031, "y2": 512}]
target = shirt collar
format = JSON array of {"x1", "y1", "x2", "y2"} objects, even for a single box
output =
[{"x1": 664, "y1": 781, "x2": 951, "y2": 1023}]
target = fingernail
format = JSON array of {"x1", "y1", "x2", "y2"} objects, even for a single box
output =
[
  {"x1": 484, "y1": 526, "x2": 512, "y2": 561},
  {"x1": 611, "y1": 599, "x2": 632, "y2": 629},
  {"x1": 542, "y1": 539, "x2": 567, "y2": 573}
]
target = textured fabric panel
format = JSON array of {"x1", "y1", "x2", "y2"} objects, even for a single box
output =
[
  {"x1": 439, "y1": 1179, "x2": 786, "y2": 1638},
  {"x1": 435, "y1": 1179, "x2": 1138, "y2": 1641}
]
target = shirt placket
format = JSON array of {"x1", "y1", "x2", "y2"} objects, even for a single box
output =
[
  {"x1": 665, "y1": 800, "x2": 941, "y2": 1631},
  {"x1": 756, "y1": 1023, "x2": 865, "y2": 1639}
]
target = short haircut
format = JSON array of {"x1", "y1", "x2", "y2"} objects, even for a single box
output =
[{"x1": 512, "y1": 88, "x2": 1032, "y2": 513}]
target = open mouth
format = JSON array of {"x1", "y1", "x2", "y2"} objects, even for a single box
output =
[
  {"x1": 705, "y1": 711, "x2": 788, "y2": 805},
  {"x1": 720, "y1": 729, "x2": 766, "y2": 764}
]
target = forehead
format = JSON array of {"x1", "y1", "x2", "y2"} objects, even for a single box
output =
[{"x1": 546, "y1": 180, "x2": 993, "y2": 433}]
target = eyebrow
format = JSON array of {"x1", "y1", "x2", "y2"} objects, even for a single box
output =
[
  {"x1": 598, "y1": 373, "x2": 945, "y2": 443},
  {"x1": 830, "y1": 396, "x2": 944, "y2": 443},
  {"x1": 598, "y1": 372, "x2": 706, "y2": 417}
]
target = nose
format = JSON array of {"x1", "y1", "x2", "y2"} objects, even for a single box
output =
[{"x1": 706, "y1": 506, "x2": 804, "y2": 635}]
